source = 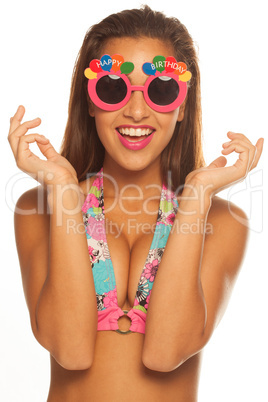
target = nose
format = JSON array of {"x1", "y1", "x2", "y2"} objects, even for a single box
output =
[{"x1": 123, "y1": 90, "x2": 150, "y2": 121}]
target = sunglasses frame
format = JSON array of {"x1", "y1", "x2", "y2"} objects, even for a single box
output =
[{"x1": 87, "y1": 70, "x2": 188, "y2": 113}]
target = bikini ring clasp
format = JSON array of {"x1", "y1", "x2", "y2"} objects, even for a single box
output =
[{"x1": 115, "y1": 310, "x2": 132, "y2": 335}]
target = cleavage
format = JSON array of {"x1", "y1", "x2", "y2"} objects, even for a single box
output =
[{"x1": 104, "y1": 207, "x2": 158, "y2": 308}]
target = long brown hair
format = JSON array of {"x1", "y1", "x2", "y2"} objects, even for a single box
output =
[{"x1": 61, "y1": 5, "x2": 205, "y2": 191}]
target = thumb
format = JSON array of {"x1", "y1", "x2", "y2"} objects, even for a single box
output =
[
  {"x1": 36, "y1": 140, "x2": 59, "y2": 159},
  {"x1": 207, "y1": 156, "x2": 227, "y2": 169}
]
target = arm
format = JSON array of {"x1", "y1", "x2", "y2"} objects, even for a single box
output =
[
  {"x1": 142, "y1": 132, "x2": 263, "y2": 372},
  {"x1": 38, "y1": 181, "x2": 97, "y2": 369},
  {"x1": 142, "y1": 190, "x2": 248, "y2": 372},
  {"x1": 15, "y1": 185, "x2": 97, "y2": 370},
  {"x1": 10, "y1": 106, "x2": 97, "y2": 370}
]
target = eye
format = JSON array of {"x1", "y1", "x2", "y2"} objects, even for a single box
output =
[
  {"x1": 96, "y1": 75, "x2": 127, "y2": 104},
  {"x1": 148, "y1": 77, "x2": 180, "y2": 106}
]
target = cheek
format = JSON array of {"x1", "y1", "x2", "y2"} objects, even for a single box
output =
[
  {"x1": 154, "y1": 118, "x2": 178, "y2": 151},
  {"x1": 162, "y1": 111, "x2": 180, "y2": 135},
  {"x1": 93, "y1": 110, "x2": 121, "y2": 151},
  {"x1": 158, "y1": 113, "x2": 180, "y2": 147},
  {"x1": 94, "y1": 110, "x2": 112, "y2": 136},
  {"x1": 94, "y1": 115, "x2": 110, "y2": 146}
]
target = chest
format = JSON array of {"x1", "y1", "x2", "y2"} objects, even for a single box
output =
[
  {"x1": 82, "y1": 174, "x2": 177, "y2": 312},
  {"x1": 104, "y1": 201, "x2": 160, "y2": 308}
]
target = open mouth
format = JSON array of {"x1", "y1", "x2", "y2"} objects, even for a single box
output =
[{"x1": 116, "y1": 126, "x2": 155, "y2": 142}]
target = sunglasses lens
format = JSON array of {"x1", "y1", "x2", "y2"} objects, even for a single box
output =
[
  {"x1": 148, "y1": 76, "x2": 180, "y2": 106},
  {"x1": 96, "y1": 75, "x2": 127, "y2": 105}
]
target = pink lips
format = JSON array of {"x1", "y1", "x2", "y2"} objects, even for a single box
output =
[{"x1": 116, "y1": 125, "x2": 155, "y2": 151}]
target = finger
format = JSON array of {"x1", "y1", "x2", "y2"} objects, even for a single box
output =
[
  {"x1": 17, "y1": 133, "x2": 49, "y2": 159},
  {"x1": 18, "y1": 133, "x2": 48, "y2": 146},
  {"x1": 16, "y1": 134, "x2": 62, "y2": 179},
  {"x1": 9, "y1": 117, "x2": 42, "y2": 138},
  {"x1": 222, "y1": 138, "x2": 253, "y2": 152},
  {"x1": 250, "y1": 137, "x2": 264, "y2": 170},
  {"x1": 9, "y1": 105, "x2": 25, "y2": 133},
  {"x1": 36, "y1": 140, "x2": 60, "y2": 160},
  {"x1": 221, "y1": 140, "x2": 252, "y2": 156},
  {"x1": 8, "y1": 118, "x2": 42, "y2": 157},
  {"x1": 222, "y1": 136, "x2": 253, "y2": 149},
  {"x1": 16, "y1": 134, "x2": 51, "y2": 174},
  {"x1": 207, "y1": 156, "x2": 227, "y2": 169},
  {"x1": 221, "y1": 140, "x2": 256, "y2": 173},
  {"x1": 227, "y1": 131, "x2": 253, "y2": 145},
  {"x1": 8, "y1": 105, "x2": 31, "y2": 136}
]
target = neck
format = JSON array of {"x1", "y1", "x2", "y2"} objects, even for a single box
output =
[{"x1": 102, "y1": 156, "x2": 163, "y2": 199}]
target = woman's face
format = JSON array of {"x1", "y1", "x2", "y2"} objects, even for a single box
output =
[{"x1": 88, "y1": 37, "x2": 185, "y2": 172}]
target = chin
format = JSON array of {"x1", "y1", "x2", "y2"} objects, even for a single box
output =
[{"x1": 119, "y1": 156, "x2": 158, "y2": 172}]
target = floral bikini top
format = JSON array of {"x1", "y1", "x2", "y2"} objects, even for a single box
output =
[{"x1": 82, "y1": 168, "x2": 178, "y2": 334}]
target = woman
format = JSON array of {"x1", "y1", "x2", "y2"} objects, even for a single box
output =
[{"x1": 8, "y1": 5, "x2": 263, "y2": 402}]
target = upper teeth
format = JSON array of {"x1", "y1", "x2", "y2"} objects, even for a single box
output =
[{"x1": 118, "y1": 127, "x2": 153, "y2": 137}]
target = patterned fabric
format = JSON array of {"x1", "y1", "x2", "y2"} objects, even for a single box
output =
[{"x1": 82, "y1": 168, "x2": 178, "y2": 334}]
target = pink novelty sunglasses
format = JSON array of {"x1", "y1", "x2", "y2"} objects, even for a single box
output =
[{"x1": 87, "y1": 71, "x2": 188, "y2": 113}]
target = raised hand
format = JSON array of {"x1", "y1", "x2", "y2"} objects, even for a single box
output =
[
  {"x1": 185, "y1": 131, "x2": 264, "y2": 197},
  {"x1": 8, "y1": 106, "x2": 78, "y2": 186}
]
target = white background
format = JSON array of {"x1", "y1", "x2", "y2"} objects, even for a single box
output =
[{"x1": 1, "y1": 0, "x2": 267, "y2": 401}]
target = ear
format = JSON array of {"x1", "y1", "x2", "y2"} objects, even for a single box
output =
[
  {"x1": 177, "y1": 101, "x2": 186, "y2": 122},
  {"x1": 88, "y1": 98, "x2": 95, "y2": 117}
]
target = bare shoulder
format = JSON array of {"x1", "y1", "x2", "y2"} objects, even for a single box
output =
[
  {"x1": 15, "y1": 186, "x2": 50, "y2": 238},
  {"x1": 15, "y1": 185, "x2": 48, "y2": 215},
  {"x1": 15, "y1": 176, "x2": 91, "y2": 217},
  {"x1": 15, "y1": 187, "x2": 48, "y2": 262},
  {"x1": 207, "y1": 195, "x2": 249, "y2": 236},
  {"x1": 14, "y1": 176, "x2": 91, "y2": 246},
  {"x1": 14, "y1": 186, "x2": 50, "y2": 267},
  {"x1": 204, "y1": 195, "x2": 249, "y2": 276}
]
